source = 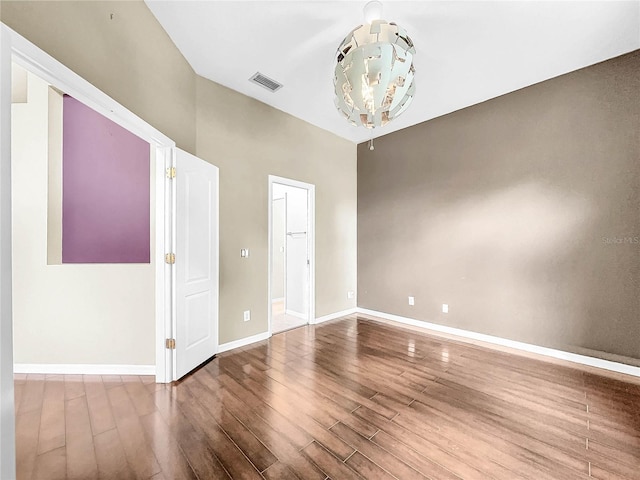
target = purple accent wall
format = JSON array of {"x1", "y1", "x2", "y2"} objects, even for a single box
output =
[{"x1": 62, "y1": 95, "x2": 150, "y2": 263}]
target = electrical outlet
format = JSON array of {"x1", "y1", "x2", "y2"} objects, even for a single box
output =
[
  {"x1": 442, "y1": 304, "x2": 449, "y2": 313},
  {"x1": 241, "y1": 248, "x2": 250, "y2": 258},
  {"x1": 408, "y1": 296, "x2": 415, "y2": 306},
  {"x1": 347, "y1": 291, "x2": 355, "y2": 299},
  {"x1": 243, "y1": 310, "x2": 251, "y2": 322}
]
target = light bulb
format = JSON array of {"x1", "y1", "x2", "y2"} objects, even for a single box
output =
[{"x1": 364, "y1": 1, "x2": 383, "y2": 24}]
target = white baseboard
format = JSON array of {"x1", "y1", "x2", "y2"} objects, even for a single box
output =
[
  {"x1": 218, "y1": 331, "x2": 271, "y2": 354},
  {"x1": 13, "y1": 364, "x2": 155, "y2": 375},
  {"x1": 285, "y1": 309, "x2": 308, "y2": 320},
  {"x1": 357, "y1": 308, "x2": 640, "y2": 378},
  {"x1": 313, "y1": 308, "x2": 357, "y2": 325}
]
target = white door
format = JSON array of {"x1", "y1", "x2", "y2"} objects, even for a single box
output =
[{"x1": 175, "y1": 148, "x2": 219, "y2": 380}]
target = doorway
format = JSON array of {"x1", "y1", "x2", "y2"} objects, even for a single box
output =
[
  {"x1": 10, "y1": 64, "x2": 161, "y2": 375},
  {"x1": 268, "y1": 176, "x2": 315, "y2": 334},
  {"x1": 0, "y1": 26, "x2": 209, "y2": 387},
  {"x1": 9, "y1": 65, "x2": 218, "y2": 383},
  {"x1": 1, "y1": 26, "x2": 173, "y2": 477}
]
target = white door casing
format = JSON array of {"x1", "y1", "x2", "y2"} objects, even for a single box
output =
[
  {"x1": 174, "y1": 148, "x2": 219, "y2": 380},
  {"x1": 268, "y1": 175, "x2": 315, "y2": 335},
  {"x1": 0, "y1": 24, "x2": 16, "y2": 480}
]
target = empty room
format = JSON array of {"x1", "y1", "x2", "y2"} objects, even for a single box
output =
[{"x1": 0, "y1": 1, "x2": 639, "y2": 479}]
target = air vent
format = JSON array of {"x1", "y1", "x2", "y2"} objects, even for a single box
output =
[{"x1": 249, "y1": 72, "x2": 283, "y2": 93}]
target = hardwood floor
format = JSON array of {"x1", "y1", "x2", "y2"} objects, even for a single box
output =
[{"x1": 14, "y1": 315, "x2": 640, "y2": 479}]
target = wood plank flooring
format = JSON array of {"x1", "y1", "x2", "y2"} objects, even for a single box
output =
[{"x1": 14, "y1": 315, "x2": 640, "y2": 479}]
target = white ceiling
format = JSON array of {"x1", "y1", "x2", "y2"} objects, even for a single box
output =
[{"x1": 146, "y1": 1, "x2": 640, "y2": 144}]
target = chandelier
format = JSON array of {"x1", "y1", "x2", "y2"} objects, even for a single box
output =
[{"x1": 334, "y1": 1, "x2": 416, "y2": 129}]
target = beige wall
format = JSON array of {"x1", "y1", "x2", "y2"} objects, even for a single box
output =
[
  {"x1": 1, "y1": 1, "x2": 196, "y2": 153},
  {"x1": 358, "y1": 51, "x2": 640, "y2": 363},
  {"x1": 197, "y1": 77, "x2": 356, "y2": 343},
  {"x1": 12, "y1": 72, "x2": 156, "y2": 365},
  {"x1": 2, "y1": 1, "x2": 357, "y2": 353}
]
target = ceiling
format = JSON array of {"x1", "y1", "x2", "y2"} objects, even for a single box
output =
[{"x1": 145, "y1": 1, "x2": 640, "y2": 144}]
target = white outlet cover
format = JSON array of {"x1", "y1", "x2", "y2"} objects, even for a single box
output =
[
  {"x1": 442, "y1": 304, "x2": 449, "y2": 313},
  {"x1": 408, "y1": 296, "x2": 415, "y2": 306},
  {"x1": 243, "y1": 310, "x2": 251, "y2": 321},
  {"x1": 348, "y1": 291, "x2": 355, "y2": 299}
]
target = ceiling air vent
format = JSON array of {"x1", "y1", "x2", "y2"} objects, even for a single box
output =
[{"x1": 249, "y1": 72, "x2": 283, "y2": 93}]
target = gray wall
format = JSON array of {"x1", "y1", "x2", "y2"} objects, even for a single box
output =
[{"x1": 358, "y1": 50, "x2": 640, "y2": 363}]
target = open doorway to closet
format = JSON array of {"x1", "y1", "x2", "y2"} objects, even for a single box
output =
[{"x1": 268, "y1": 176, "x2": 315, "y2": 334}]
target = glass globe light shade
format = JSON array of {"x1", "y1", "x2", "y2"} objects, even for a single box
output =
[{"x1": 334, "y1": 20, "x2": 416, "y2": 129}]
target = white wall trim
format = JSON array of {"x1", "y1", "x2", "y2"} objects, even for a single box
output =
[
  {"x1": 357, "y1": 308, "x2": 640, "y2": 378},
  {"x1": 218, "y1": 308, "x2": 357, "y2": 354},
  {"x1": 218, "y1": 331, "x2": 271, "y2": 354},
  {"x1": 313, "y1": 308, "x2": 357, "y2": 325},
  {"x1": 13, "y1": 364, "x2": 156, "y2": 375}
]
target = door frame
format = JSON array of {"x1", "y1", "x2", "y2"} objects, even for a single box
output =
[
  {"x1": 267, "y1": 175, "x2": 316, "y2": 335},
  {"x1": 0, "y1": 24, "x2": 15, "y2": 480},
  {"x1": 0, "y1": 24, "x2": 175, "y2": 389}
]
